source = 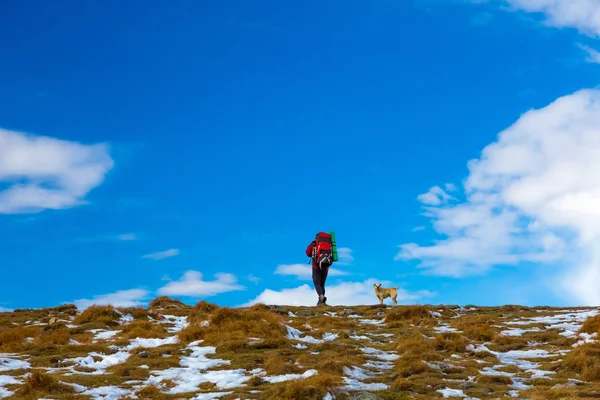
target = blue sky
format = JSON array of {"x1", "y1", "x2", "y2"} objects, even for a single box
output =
[{"x1": 2, "y1": 0, "x2": 600, "y2": 310}]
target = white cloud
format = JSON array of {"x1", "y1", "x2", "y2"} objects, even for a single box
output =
[
  {"x1": 142, "y1": 248, "x2": 180, "y2": 260},
  {"x1": 577, "y1": 43, "x2": 600, "y2": 64},
  {"x1": 158, "y1": 270, "x2": 245, "y2": 297},
  {"x1": 397, "y1": 89, "x2": 600, "y2": 305},
  {"x1": 73, "y1": 288, "x2": 149, "y2": 309},
  {"x1": 337, "y1": 247, "x2": 355, "y2": 265},
  {"x1": 0, "y1": 127, "x2": 113, "y2": 214},
  {"x1": 417, "y1": 185, "x2": 455, "y2": 206},
  {"x1": 117, "y1": 233, "x2": 138, "y2": 241},
  {"x1": 0, "y1": 306, "x2": 13, "y2": 312},
  {"x1": 243, "y1": 279, "x2": 434, "y2": 307},
  {"x1": 499, "y1": 0, "x2": 600, "y2": 37},
  {"x1": 246, "y1": 274, "x2": 262, "y2": 284},
  {"x1": 274, "y1": 264, "x2": 349, "y2": 280}
]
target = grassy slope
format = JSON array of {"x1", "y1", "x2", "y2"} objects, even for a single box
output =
[{"x1": 0, "y1": 300, "x2": 600, "y2": 399}]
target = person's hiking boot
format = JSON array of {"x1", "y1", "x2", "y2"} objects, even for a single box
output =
[{"x1": 317, "y1": 295, "x2": 326, "y2": 306}]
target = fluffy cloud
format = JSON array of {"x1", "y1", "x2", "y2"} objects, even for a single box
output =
[
  {"x1": 274, "y1": 264, "x2": 349, "y2": 280},
  {"x1": 244, "y1": 279, "x2": 434, "y2": 307},
  {"x1": 337, "y1": 247, "x2": 355, "y2": 265},
  {"x1": 158, "y1": 271, "x2": 245, "y2": 297},
  {"x1": 73, "y1": 288, "x2": 149, "y2": 309},
  {"x1": 577, "y1": 43, "x2": 600, "y2": 64},
  {"x1": 0, "y1": 127, "x2": 113, "y2": 214},
  {"x1": 417, "y1": 186, "x2": 456, "y2": 206},
  {"x1": 142, "y1": 248, "x2": 180, "y2": 260},
  {"x1": 0, "y1": 307, "x2": 13, "y2": 313},
  {"x1": 397, "y1": 89, "x2": 600, "y2": 305},
  {"x1": 501, "y1": 0, "x2": 600, "y2": 37}
]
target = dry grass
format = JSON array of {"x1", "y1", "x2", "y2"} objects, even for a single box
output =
[
  {"x1": 434, "y1": 332, "x2": 470, "y2": 353},
  {"x1": 188, "y1": 300, "x2": 219, "y2": 324},
  {"x1": 148, "y1": 296, "x2": 187, "y2": 310},
  {"x1": 580, "y1": 315, "x2": 600, "y2": 335},
  {"x1": 120, "y1": 320, "x2": 168, "y2": 339},
  {"x1": 561, "y1": 342, "x2": 600, "y2": 381},
  {"x1": 73, "y1": 305, "x2": 120, "y2": 326},
  {"x1": 386, "y1": 306, "x2": 432, "y2": 325},
  {"x1": 452, "y1": 314, "x2": 499, "y2": 341},
  {"x1": 260, "y1": 373, "x2": 341, "y2": 400},
  {"x1": 0, "y1": 326, "x2": 42, "y2": 352},
  {"x1": 11, "y1": 369, "x2": 75, "y2": 399}
]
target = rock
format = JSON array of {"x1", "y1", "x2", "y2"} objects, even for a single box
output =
[
  {"x1": 426, "y1": 361, "x2": 455, "y2": 373},
  {"x1": 350, "y1": 393, "x2": 384, "y2": 400},
  {"x1": 295, "y1": 310, "x2": 316, "y2": 317},
  {"x1": 377, "y1": 311, "x2": 385, "y2": 317},
  {"x1": 458, "y1": 382, "x2": 474, "y2": 390},
  {"x1": 49, "y1": 318, "x2": 57, "y2": 325},
  {"x1": 340, "y1": 309, "x2": 356, "y2": 316},
  {"x1": 138, "y1": 351, "x2": 149, "y2": 359},
  {"x1": 552, "y1": 382, "x2": 577, "y2": 389}
]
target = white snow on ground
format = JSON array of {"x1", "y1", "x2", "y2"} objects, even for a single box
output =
[
  {"x1": 430, "y1": 311, "x2": 442, "y2": 317},
  {"x1": 349, "y1": 333, "x2": 372, "y2": 341},
  {"x1": 0, "y1": 375, "x2": 21, "y2": 399},
  {"x1": 322, "y1": 332, "x2": 339, "y2": 341},
  {"x1": 0, "y1": 356, "x2": 30, "y2": 371},
  {"x1": 574, "y1": 332, "x2": 598, "y2": 347},
  {"x1": 126, "y1": 336, "x2": 178, "y2": 350},
  {"x1": 363, "y1": 360, "x2": 394, "y2": 370},
  {"x1": 360, "y1": 347, "x2": 400, "y2": 361},
  {"x1": 500, "y1": 327, "x2": 541, "y2": 337},
  {"x1": 161, "y1": 315, "x2": 189, "y2": 333},
  {"x1": 83, "y1": 385, "x2": 134, "y2": 400},
  {"x1": 435, "y1": 323, "x2": 459, "y2": 333},
  {"x1": 285, "y1": 325, "x2": 323, "y2": 344},
  {"x1": 343, "y1": 376, "x2": 388, "y2": 391},
  {"x1": 505, "y1": 309, "x2": 599, "y2": 337},
  {"x1": 359, "y1": 319, "x2": 386, "y2": 326},
  {"x1": 437, "y1": 388, "x2": 466, "y2": 397},
  {"x1": 191, "y1": 392, "x2": 233, "y2": 400},
  {"x1": 94, "y1": 330, "x2": 121, "y2": 340},
  {"x1": 343, "y1": 366, "x2": 378, "y2": 380},
  {"x1": 261, "y1": 369, "x2": 318, "y2": 383},
  {"x1": 71, "y1": 351, "x2": 131, "y2": 373}
]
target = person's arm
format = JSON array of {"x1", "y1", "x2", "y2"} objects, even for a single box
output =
[{"x1": 306, "y1": 242, "x2": 315, "y2": 257}]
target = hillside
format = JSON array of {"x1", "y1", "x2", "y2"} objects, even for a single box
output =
[{"x1": 1, "y1": 299, "x2": 600, "y2": 399}]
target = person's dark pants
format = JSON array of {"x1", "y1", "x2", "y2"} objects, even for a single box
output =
[{"x1": 312, "y1": 266, "x2": 329, "y2": 298}]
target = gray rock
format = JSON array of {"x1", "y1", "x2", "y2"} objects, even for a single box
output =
[
  {"x1": 350, "y1": 393, "x2": 383, "y2": 400},
  {"x1": 138, "y1": 351, "x2": 149, "y2": 359},
  {"x1": 552, "y1": 381, "x2": 577, "y2": 389},
  {"x1": 426, "y1": 361, "x2": 455, "y2": 373},
  {"x1": 458, "y1": 382, "x2": 474, "y2": 390},
  {"x1": 295, "y1": 310, "x2": 316, "y2": 317},
  {"x1": 340, "y1": 309, "x2": 356, "y2": 316},
  {"x1": 377, "y1": 311, "x2": 385, "y2": 317}
]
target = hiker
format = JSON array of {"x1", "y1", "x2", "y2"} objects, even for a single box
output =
[{"x1": 306, "y1": 232, "x2": 335, "y2": 306}]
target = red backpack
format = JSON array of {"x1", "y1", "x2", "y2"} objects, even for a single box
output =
[{"x1": 312, "y1": 232, "x2": 333, "y2": 269}]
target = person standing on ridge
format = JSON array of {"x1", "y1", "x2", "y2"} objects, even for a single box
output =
[{"x1": 306, "y1": 232, "x2": 337, "y2": 306}]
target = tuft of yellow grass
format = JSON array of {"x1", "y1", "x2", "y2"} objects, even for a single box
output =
[
  {"x1": 120, "y1": 320, "x2": 168, "y2": 339},
  {"x1": 73, "y1": 305, "x2": 120, "y2": 326},
  {"x1": 261, "y1": 373, "x2": 341, "y2": 400},
  {"x1": 188, "y1": 300, "x2": 220, "y2": 324},
  {"x1": 561, "y1": 341, "x2": 600, "y2": 381},
  {"x1": 13, "y1": 369, "x2": 75, "y2": 398},
  {"x1": 148, "y1": 296, "x2": 186, "y2": 310}
]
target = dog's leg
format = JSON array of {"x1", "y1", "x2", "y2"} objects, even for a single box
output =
[{"x1": 392, "y1": 294, "x2": 397, "y2": 306}]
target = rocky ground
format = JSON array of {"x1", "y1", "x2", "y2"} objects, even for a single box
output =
[{"x1": 1, "y1": 297, "x2": 600, "y2": 399}]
